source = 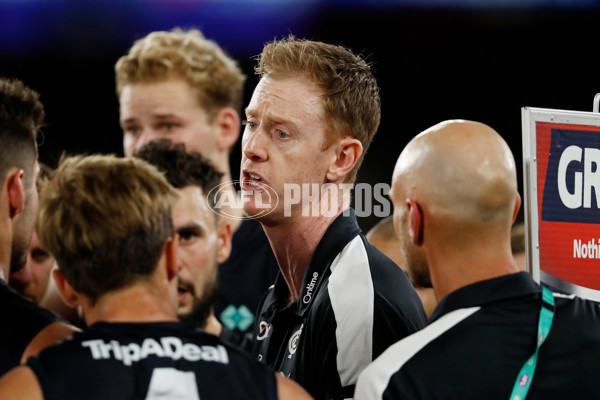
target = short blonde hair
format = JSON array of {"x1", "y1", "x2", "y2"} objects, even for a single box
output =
[
  {"x1": 115, "y1": 28, "x2": 246, "y2": 121},
  {"x1": 256, "y1": 36, "x2": 381, "y2": 183},
  {"x1": 37, "y1": 154, "x2": 179, "y2": 303}
]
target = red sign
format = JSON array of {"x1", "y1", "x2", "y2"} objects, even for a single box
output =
[{"x1": 536, "y1": 121, "x2": 600, "y2": 290}]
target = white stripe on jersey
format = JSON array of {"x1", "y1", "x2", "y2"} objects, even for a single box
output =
[
  {"x1": 354, "y1": 306, "x2": 481, "y2": 400},
  {"x1": 328, "y1": 236, "x2": 375, "y2": 387}
]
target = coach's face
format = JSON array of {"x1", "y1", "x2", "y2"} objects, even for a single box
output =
[
  {"x1": 240, "y1": 75, "x2": 337, "y2": 223},
  {"x1": 172, "y1": 185, "x2": 231, "y2": 322}
]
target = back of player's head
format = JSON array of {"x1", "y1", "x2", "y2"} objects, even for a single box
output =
[
  {"x1": 36, "y1": 154, "x2": 179, "y2": 304},
  {"x1": 256, "y1": 35, "x2": 381, "y2": 182},
  {"x1": 115, "y1": 28, "x2": 246, "y2": 121},
  {"x1": 135, "y1": 140, "x2": 223, "y2": 213},
  {"x1": 0, "y1": 77, "x2": 44, "y2": 188}
]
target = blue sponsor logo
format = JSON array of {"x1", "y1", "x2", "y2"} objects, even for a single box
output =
[{"x1": 542, "y1": 129, "x2": 600, "y2": 223}]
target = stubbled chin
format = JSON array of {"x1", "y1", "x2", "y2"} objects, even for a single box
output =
[{"x1": 177, "y1": 304, "x2": 193, "y2": 319}]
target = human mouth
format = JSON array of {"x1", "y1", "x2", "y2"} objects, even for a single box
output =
[
  {"x1": 177, "y1": 280, "x2": 194, "y2": 304},
  {"x1": 242, "y1": 170, "x2": 267, "y2": 191}
]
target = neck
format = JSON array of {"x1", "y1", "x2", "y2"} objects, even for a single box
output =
[
  {"x1": 82, "y1": 284, "x2": 178, "y2": 326},
  {"x1": 264, "y1": 208, "x2": 342, "y2": 304},
  {"x1": 428, "y1": 237, "x2": 520, "y2": 303},
  {"x1": 203, "y1": 312, "x2": 223, "y2": 337}
]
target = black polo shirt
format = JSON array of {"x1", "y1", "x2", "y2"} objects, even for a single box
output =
[
  {"x1": 252, "y1": 209, "x2": 427, "y2": 400},
  {"x1": 355, "y1": 271, "x2": 600, "y2": 399},
  {"x1": 27, "y1": 321, "x2": 278, "y2": 400}
]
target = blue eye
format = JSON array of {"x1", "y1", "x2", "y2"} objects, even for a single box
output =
[
  {"x1": 242, "y1": 120, "x2": 258, "y2": 130},
  {"x1": 277, "y1": 130, "x2": 289, "y2": 139}
]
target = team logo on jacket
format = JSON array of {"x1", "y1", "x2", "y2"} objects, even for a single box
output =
[
  {"x1": 302, "y1": 272, "x2": 319, "y2": 304},
  {"x1": 257, "y1": 321, "x2": 271, "y2": 341},
  {"x1": 287, "y1": 325, "x2": 303, "y2": 359}
]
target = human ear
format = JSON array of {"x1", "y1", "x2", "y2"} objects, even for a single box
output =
[
  {"x1": 6, "y1": 169, "x2": 25, "y2": 218},
  {"x1": 512, "y1": 193, "x2": 522, "y2": 223},
  {"x1": 326, "y1": 137, "x2": 363, "y2": 182},
  {"x1": 407, "y1": 199, "x2": 424, "y2": 246},
  {"x1": 52, "y1": 269, "x2": 80, "y2": 308},
  {"x1": 164, "y1": 236, "x2": 179, "y2": 281},
  {"x1": 216, "y1": 220, "x2": 232, "y2": 264},
  {"x1": 214, "y1": 107, "x2": 241, "y2": 151}
]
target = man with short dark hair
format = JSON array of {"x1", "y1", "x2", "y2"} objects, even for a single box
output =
[
  {"x1": 0, "y1": 154, "x2": 311, "y2": 399},
  {"x1": 0, "y1": 77, "x2": 76, "y2": 375},
  {"x1": 136, "y1": 140, "x2": 243, "y2": 344}
]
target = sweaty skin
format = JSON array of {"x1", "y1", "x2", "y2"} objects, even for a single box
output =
[{"x1": 391, "y1": 120, "x2": 521, "y2": 303}]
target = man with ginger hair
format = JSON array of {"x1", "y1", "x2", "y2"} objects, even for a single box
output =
[
  {"x1": 0, "y1": 77, "x2": 77, "y2": 376},
  {"x1": 116, "y1": 28, "x2": 278, "y2": 339},
  {"x1": 355, "y1": 120, "x2": 600, "y2": 399},
  {"x1": 0, "y1": 154, "x2": 311, "y2": 400},
  {"x1": 243, "y1": 36, "x2": 426, "y2": 399}
]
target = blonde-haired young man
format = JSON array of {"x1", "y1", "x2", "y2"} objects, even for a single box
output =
[
  {"x1": 115, "y1": 28, "x2": 278, "y2": 339},
  {"x1": 0, "y1": 154, "x2": 311, "y2": 400}
]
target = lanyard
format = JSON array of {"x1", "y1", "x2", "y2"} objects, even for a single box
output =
[{"x1": 509, "y1": 286, "x2": 555, "y2": 400}]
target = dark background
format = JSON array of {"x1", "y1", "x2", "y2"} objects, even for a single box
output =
[{"x1": 2, "y1": 1, "x2": 598, "y2": 232}]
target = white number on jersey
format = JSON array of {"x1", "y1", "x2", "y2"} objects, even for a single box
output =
[{"x1": 145, "y1": 368, "x2": 200, "y2": 400}]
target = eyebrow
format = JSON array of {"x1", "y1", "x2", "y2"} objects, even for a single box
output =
[
  {"x1": 244, "y1": 108, "x2": 301, "y2": 132},
  {"x1": 175, "y1": 222, "x2": 208, "y2": 235},
  {"x1": 120, "y1": 113, "x2": 182, "y2": 125}
]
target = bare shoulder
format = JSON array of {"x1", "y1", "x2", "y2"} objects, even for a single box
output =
[
  {"x1": 21, "y1": 321, "x2": 79, "y2": 362},
  {"x1": 275, "y1": 374, "x2": 314, "y2": 400},
  {"x1": 0, "y1": 365, "x2": 43, "y2": 400}
]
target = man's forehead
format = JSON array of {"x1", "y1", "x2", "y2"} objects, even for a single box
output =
[{"x1": 174, "y1": 186, "x2": 212, "y2": 216}]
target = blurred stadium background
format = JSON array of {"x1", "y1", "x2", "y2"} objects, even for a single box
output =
[{"x1": 1, "y1": 0, "x2": 598, "y2": 231}]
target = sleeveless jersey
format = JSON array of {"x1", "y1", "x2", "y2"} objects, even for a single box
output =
[{"x1": 27, "y1": 321, "x2": 278, "y2": 400}]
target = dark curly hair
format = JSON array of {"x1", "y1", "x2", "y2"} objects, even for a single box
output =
[{"x1": 135, "y1": 139, "x2": 223, "y2": 212}]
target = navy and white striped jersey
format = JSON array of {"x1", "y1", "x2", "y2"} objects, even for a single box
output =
[
  {"x1": 355, "y1": 272, "x2": 600, "y2": 400},
  {"x1": 252, "y1": 209, "x2": 427, "y2": 400},
  {"x1": 27, "y1": 321, "x2": 278, "y2": 400}
]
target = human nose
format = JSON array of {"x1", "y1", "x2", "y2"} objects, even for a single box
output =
[{"x1": 242, "y1": 128, "x2": 268, "y2": 162}]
